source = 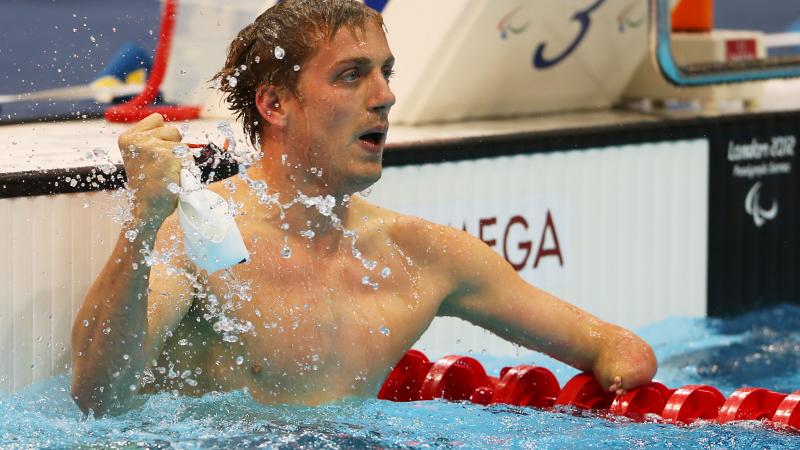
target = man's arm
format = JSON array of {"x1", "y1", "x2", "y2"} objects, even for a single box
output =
[
  {"x1": 70, "y1": 113, "x2": 194, "y2": 416},
  {"x1": 424, "y1": 222, "x2": 656, "y2": 393}
]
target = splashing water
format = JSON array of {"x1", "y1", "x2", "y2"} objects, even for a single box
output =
[{"x1": 6, "y1": 306, "x2": 800, "y2": 449}]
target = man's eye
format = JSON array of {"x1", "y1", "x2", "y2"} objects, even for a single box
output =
[
  {"x1": 341, "y1": 69, "x2": 360, "y2": 82},
  {"x1": 383, "y1": 68, "x2": 396, "y2": 81}
]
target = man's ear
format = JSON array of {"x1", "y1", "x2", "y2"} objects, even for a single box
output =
[{"x1": 255, "y1": 85, "x2": 287, "y2": 127}]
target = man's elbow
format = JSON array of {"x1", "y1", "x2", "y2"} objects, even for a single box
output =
[
  {"x1": 70, "y1": 376, "x2": 127, "y2": 417},
  {"x1": 630, "y1": 340, "x2": 657, "y2": 383},
  {"x1": 71, "y1": 385, "x2": 95, "y2": 416},
  {"x1": 621, "y1": 333, "x2": 658, "y2": 387}
]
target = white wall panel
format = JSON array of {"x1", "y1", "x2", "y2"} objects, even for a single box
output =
[
  {"x1": 51, "y1": 197, "x2": 72, "y2": 377},
  {"x1": 32, "y1": 197, "x2": 53, "y2": 383},
  {"x1": 12, "y1": 197, "x2": 34, "y2": 391},
  {"x1": 0, "y1": 198, "x2": 12, "y2": 392},
  {"x1": 0, "y1": 191, "x2": 121, "y2": 393}
]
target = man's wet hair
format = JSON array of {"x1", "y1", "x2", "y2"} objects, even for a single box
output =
[{"x1": 212, "y1": 0, "x2": 384, "y2": 147}]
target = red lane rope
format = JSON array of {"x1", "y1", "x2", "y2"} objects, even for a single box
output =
[
  {"x1": 378, "y1": 349, "x2": 800, "y2": 433},
  {"x1": 105, "y1": 0, "x2": 201, "y2": 122}
]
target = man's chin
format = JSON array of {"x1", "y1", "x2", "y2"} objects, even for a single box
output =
[{"x1": 350, "y1": 171, "x2": 381, "y2": 195}]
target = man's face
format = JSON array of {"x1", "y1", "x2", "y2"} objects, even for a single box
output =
[{"x1": 282, "y1": 20, "x2": 396, "y2": 195}]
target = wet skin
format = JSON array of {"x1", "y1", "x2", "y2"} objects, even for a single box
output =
[
  {"x1": 72, "y1": 21, "x2": 656, "y2": 415},
  {"x1": 142, "y1": 199, "x2": 449, "y2": 404}
]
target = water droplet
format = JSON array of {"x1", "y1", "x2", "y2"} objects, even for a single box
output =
[
  {"x1": 167, "y1": 182, "x2": 181, "y2": 194},
  {"x1": 102, "y1": 327, "x2": 111, "y2": 335},
  {"x1": 172, "y1": 144, "x2": 190, "y2": 159},
  {"x1": 83, "y1": 320, "x2": 89, "y2": 327},
  {"x1": 274, "y1": 46, "x2": 285, "y2": 60},
  {"x1": 89, "y1": 35, "x2": 96, "y2": 43},
  {"x1": 317, "y1": 195, "x2": 336, "y2": 216},
  {"x1": 362, "y1": 276, "x2": 371, "y2": 285},
  {"x1": 254, "y1": 55, "x2": 261, "y2": 63},
  {"x1": 122, "y1": 354, "x2": 129, "y2": 360},
  {"x1": 226, "y1": 75, "x2": 238, "y2": 87},
  {"x1": 178, "y1": 338, "x2": 188, "y2": 346},
  {"x1": 124, "y1": 229, "x2": 138, "y2": 242},
  {"x1": 380, "y1": 267, "x2": 392, "y2": 278},
  {"x1": 235, "y1": 356, "x2": 244, "y2": 365},
  {"x1": 379, "y1": 325, "x2": 390, "y2": 336},
  {"x1": 129, "y1": 384, "x2": 137, "y2": 391},
  {"x1": 280, "y1": 245, "x2": 292, "y2": 258},
  {"x1": 293, "y1": 64, "x2": 301, "y2": 71}
]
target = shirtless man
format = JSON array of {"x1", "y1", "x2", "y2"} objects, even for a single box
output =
[{"x1": 71, "y1": 0, "x2": 657, "y2": 416}]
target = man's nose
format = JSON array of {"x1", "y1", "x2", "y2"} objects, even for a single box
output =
[{"x1": 369, "y1": 75, "x2": 396, "y2": 115}]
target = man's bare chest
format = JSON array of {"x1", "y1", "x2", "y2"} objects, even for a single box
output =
[{"x1": 155, "y1": 252, "x2": 443, "y2": 400}]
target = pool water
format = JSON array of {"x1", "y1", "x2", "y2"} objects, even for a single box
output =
[{"x1": 2, "y1": 305, "x2": 800, "y2": 449}]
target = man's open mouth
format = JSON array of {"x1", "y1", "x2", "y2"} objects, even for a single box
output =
[{"x1": 359, "y1": 132, "x2": 385, "y2": 146}]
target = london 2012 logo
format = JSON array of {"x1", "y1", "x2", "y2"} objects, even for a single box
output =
[{"x1": 745, "y1": 181, "x2": 778, "y2": 227}]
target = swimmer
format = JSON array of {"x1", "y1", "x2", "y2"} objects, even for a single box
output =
[{"x1": 70, "y1": 0, "x2": 657, "y2": 416}]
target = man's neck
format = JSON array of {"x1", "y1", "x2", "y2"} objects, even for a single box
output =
[{"x1": 240, "y1": 146, "x2": 355, "y2": 251}]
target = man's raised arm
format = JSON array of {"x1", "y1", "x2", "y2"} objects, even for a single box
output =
[
  {"x1": 70, "y1": 113, "x2": 193, "y2": 416},
  {"x1": 429, "y1": 223, "x2": 657, "y2": 394}
]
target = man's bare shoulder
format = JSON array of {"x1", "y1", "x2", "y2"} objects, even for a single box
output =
[{"x1": 350, "y1": 197, "x2": 477, "y2": 266}]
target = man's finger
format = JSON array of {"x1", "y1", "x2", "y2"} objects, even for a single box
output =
[
  {"x1": 151, "y1": 125, "x2": 182, "y2": 143},
  {"x1": 129, "y1": 112, "x2": 165, "y2": 133}
]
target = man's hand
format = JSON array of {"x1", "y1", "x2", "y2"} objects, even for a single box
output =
[
  {"x1": 591, "y1": 328, "x2": 657, "y2": 395},
  {"x1": 118, "y1": 112, "x2": 185, "y2": 225}
]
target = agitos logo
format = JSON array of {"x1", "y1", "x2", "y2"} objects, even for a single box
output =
[
  {"x1": 497, "y1": 6, "x2": 530, "y2": 40},
  {"x1": 745, "y1": 181, "x2": 778, "y2": 227},
  {"x1": 616, "y1": 0, "x2": 645, "y2": 33}
]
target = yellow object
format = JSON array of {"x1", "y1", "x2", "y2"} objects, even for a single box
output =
[
  {"x1": 90, "y1": 75, "x2": 123, "y2": 89},
  {"x1": 124, "y1": 68, "x2": 148, "y2": 85}
]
